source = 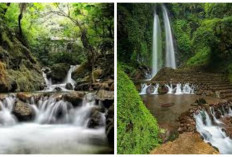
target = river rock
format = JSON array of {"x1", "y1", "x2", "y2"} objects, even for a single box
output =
[
  {"x1": 65, "y1": 83, "x2": 73, "y2": 90},
  {"x1": 12, "y1": 100, "x2": 34, "y2": 121},
  {"x1": 87, "y1": 107, "x2": 105, "y2": 129},
  {"x1": 106, "y1": 105, "x2": 114, "y2": 147},
  {"x1": 62, "y1": 92, "x2": 84, "y2": 107},
  {"x1": 151, "y1": 132, "x2": 219, "y2": 154},
  {"x1": 16, "y1": 92, "x2": 31, "y2": 102},
  {"x1": 48, "y1": 63, "x2": 69, "y2": 83},
  {"x1": 54, "y1": 87, "x2": 62, "y2": 92}
]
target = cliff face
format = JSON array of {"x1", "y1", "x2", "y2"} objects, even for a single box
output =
[{"x1": 0, "y1": 25, "x2": 43, "y2": 92}]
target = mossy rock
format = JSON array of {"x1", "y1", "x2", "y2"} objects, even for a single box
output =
[
  {"x1": 117, "y1": 68, "x2": 160, "y2": 154},
  {"x1": 72, "y1": 62, "x2": 90, "y2": 82},
  {"x1": 48, "y1": 63, "x2": 70, "y2": 83},
  {"x1": 0, "y1": 61, "x2": 10, "y2": 92}
]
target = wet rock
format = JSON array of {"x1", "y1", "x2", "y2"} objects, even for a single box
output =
[
  {"x1": 87, "y1": 107, "x2": 105, "y2": 129},
  {"x1": 106, "y1": 105, "x2": 114, "y2": 147},
  {"x1": 65, "y1": 83, "x2": 73, "y2": 90},
  {"x1": 151, "y1": 132, "x2": 219, "y2": 154},
  {"x1": 74, "y1": 83, "x2": 90, "y2": 91},
  {"x1": 48, "y1": 63, "x2": 69, "y2": 83},
  {"x1": 62, "y1": 92, "x2": 84, "y2": 107},
  {"x1": 16, "y1": 92, "x2": 31, "y2": 102},
  {"x1": 54, "y1": 87, "x2": 62, "y2": 92},
  {"x1": 12, "y1": 100, "x2": 34, "y2": 121},
  {"x1": 146, "y1": 85, "x2": 155, "y2": 94}
]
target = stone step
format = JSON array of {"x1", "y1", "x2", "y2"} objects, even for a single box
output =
[
  {"x1": 221, "y1": 93, "x2": 232, "y2": 99},
  {"x1": 216, "y1": 89, "x2": 232, "y2": 94},
  {"x1": 210, "y1": 86, "x2": 232, "y2": 90}
]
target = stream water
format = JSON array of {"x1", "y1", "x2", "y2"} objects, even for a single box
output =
[
  {"x1": 194, "y1": 106, "x2": 232, "y2": 154},
  {"x1": 0, "y1": 93, "x2": 110, "y2": 154},
  {"x1": 0, "y1": 63, "x2": 110, "y2": 154}
]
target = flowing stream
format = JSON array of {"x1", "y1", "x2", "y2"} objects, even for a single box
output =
[
  {"x1": 194, "y1": 106, "x2": 232, "y2": 154},
  {"x1": 0, "y1": 93, "x2": 110, "y2": 154}
]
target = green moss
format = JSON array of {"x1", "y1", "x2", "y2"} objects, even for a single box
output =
[
  {"x1": 8, "y1": 64, "x2": 43, "y2": 92},
  {"x1": 2, "y1": 31, "x2": 13, "y2": 49},
  {"x1": 117, "y1": 68, "x2": 160, "y2": 154}
]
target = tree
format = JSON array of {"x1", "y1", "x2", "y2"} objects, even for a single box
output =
[{"x1": 18, "y1": 3, "x2": 27, "y2": 37}]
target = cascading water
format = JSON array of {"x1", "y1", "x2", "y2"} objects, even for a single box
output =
[
  {"x1": 42, "y1": 65, "x2": 79, "y2": 92},
  {"x1": 140, "y1": 83, "x2": 194, "y2": 95},
  {"x1": 165, "y1": 84, "x2": 173, "y2": 94},
  {"x1": 152, "y1": 11, "x2": 162, "y2": 77},
  {"x1": 140, "y1": 83, "x2": 149, "y2": 95},
  {"x1": 64, "y1": 65, "x2": 79, "y2": 86},
  {"x1": 175, "y1": 83, "x2": 183, "y2": 95},
  {"x1": 0, "y1": 93, "x2": 110, "y2": 154},
  {"x1": 194, "y1": 106, "x2": 232, "y2": 154},
  {"x1": 152, "y1": 84, "x2": 159, "y2": 95},
  {"x1": 162, "y1": 5, "x2": 176, "y2": 69}
]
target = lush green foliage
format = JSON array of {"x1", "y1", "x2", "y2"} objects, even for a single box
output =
[
  {"x1": 0, "y1": 3, "x2": 113, "y2": 66},
  {"x1": 118, "y1": 3, "x2": 232, "y2": 80},
  {"x1": 118, "y1": 3, "x2": 154, "y2": 68},
  {"x1": 117, "y1": 68, "x2": 160, "y2": 154}
]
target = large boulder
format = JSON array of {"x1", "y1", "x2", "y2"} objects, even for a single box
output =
[
  {"x1": 12, "y1": 100, "x2": 34, "y2": 121},
  {"x1": 47, "y1": 63, "x2": 69, "y2": 83}
]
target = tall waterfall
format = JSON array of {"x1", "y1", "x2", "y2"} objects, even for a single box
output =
[
  {"x1": 152, "y1": 11, "x2": 162, "y2": 77},
  {"x1": 162, "y1": 5, "x2": 176, "y2": 69}
]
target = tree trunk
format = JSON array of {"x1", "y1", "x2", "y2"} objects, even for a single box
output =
[
  {"x1": 18, "y1": 13, "x2": 23, "y2": 37},
  {"x1": 80, "y1": 28, "x2": 97, "y2": 84}
]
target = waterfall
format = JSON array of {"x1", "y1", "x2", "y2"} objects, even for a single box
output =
[
  {"x1": 175, "y1": 83, "x2": 182, "y2": 95},
  {"x1": 152, "y1": 84, "x2": 159, "y2": 95},
  {"x1": 165, "y1": 84, "x2": 173, "y2": 94},
  {"x1": 152, "y1": 11, "x2": 162, "y2": 77},
  {"x1": 140, "y1": 83, "x2": 194, "y2": 95},
  {"x1": 194, "y1": 107, "x2": 232, "y2": 154},
  {"x1": 42, "y1": 65, "x2": 79, "y2": 92},
  {"x1": 0, "y1": 93, "x2": 109, "y2": 154},
  {"x1": 64, "y1": 65, "x2": 79, "y2": 86},
  {"x1": 162, "y1": 5, "x2": 176, "y2": 69},
  {"x1": 0, "y1": 96, "x2": 17, "y2": 126},
  {"x1": 140, "y1": 83, "x2": 149, "y2": 95}
]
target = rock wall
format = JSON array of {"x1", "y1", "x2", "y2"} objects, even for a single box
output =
[{"x1": 0, "y1": 26, "x2": 43, "y2": 92}]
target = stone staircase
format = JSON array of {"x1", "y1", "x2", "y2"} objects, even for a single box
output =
[{"x1": 151, "y1": 68, "x2": 232, "y2": 100}]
